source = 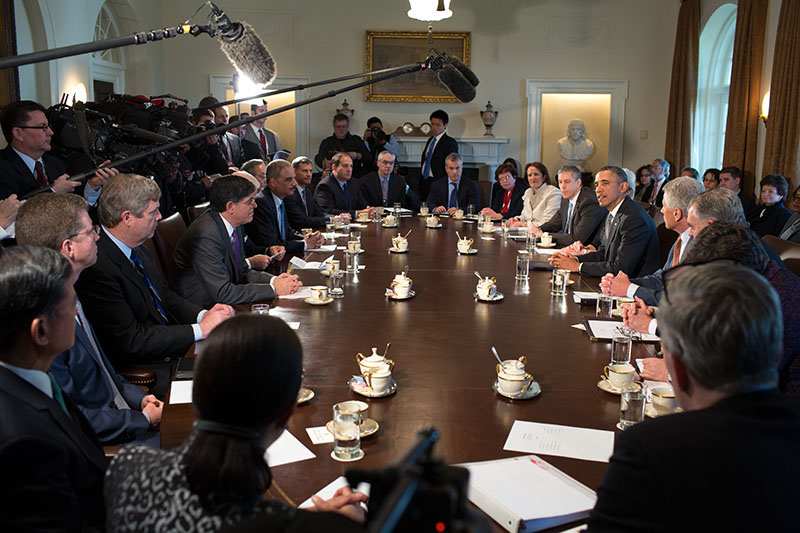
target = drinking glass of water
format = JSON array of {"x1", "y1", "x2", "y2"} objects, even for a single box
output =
[
  {"x1": 332, "y1": 402, "x2": 363, "y2": 461},
  {"x1": 619, "y1": 382, "x2": 645, "y2": 430}
]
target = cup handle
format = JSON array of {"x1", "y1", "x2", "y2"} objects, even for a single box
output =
[
  {"x1": 603, "y1": 365, "x2": 611, "y2": 379},
  {"x1": 523, "y1": 373, "x2": 534, "y2": 391},
  {"x1": 386, "y1": 359, "x2": 395, "y2": 372},
  {"x1": 356, "y1": 352, "x2": 365, "y2": 363},
  {"x1": 362, "y1": 370, "x2": 374, "y2": 389},
  {"x1": 496, "y1": 363, "x2": 502, "y2": 375}
]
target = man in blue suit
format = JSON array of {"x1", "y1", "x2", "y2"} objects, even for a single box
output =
[
  {"x1": 246, "y1": 159, "x2": 325, "y2": 256},
  {"x1": 285, "y1": 156, "x2": 330, "y2": 230},
  {"x1": 599, "y1": 177, "x2": 704, "y2": 306},
  {"x1": 426, "y1": 153, "x2": 480, "y2": 215},
  {"x1": 16, "y1": 193, "x2": 162, "y2": 447},
  {"x1": 315, "y1": 152, "x2": 374, "y2": 220}
]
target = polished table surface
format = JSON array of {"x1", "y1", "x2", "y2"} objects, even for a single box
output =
[{"x1": 161, "y1": 214, "x2": 654, "y2": 518}]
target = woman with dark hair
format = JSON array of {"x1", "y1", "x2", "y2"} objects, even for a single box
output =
[
  {"x1": 702, "y1": 168, "x2": 720, "y2": 190},
  {"x1": 500, "y1": 157, "x2": 520, "y2": 179},
  {"x1": 509, "y1": 162, "x2": 561, "y2": 227},
  {"x1": 791, "y1": 185, "x2": 800, "y2": 214},
  {"x1": 751, "y1": 174, "x2": 792, "y2": 237},
  {"x1": 633, "y1": 165, "x2": 652, "y2": 202},
  {"x1": 480, "y1": 162, "x2": 528, "y2": 220},
  {"x1": 104, "y1": 315, "x2": 366, "y2": 532}
]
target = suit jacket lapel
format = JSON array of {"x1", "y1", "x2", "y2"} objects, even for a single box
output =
[
  {"x1": 100, "y1": 233, "x2": 163, "y2": 324},
  {"x1": 8, "y1": 149, "x2": 38, "y2": 188},
  {"x1": 209, "y1": 211, "x2": 239, "y2": 279}
]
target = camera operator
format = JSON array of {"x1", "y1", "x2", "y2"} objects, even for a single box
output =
[
  {"x1": 363, "y1": 116, "x2": 400, "y2": 173},
  {"x1": 183, "y1": 107, "x2": 229, "y2": 207}
]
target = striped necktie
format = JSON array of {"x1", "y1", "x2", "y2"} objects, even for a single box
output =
[{"x1": 130, "y1": 248, "x2": 168, "y2": 325}]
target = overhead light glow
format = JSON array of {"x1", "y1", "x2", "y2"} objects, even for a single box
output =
[{"x1": 408, "y1": 0, "x2": 453, "y2": 22}]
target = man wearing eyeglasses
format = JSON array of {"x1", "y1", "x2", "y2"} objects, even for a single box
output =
[
  {"x1": 359, "y1": 151, "x2": 419, "y2": 211},
  {"x1": 173, "y1": 174, "x2": 301, "y2": 308},
  {"x1": 16, "y1": 193, "x2": 161, "y2": 448},
  {"x1": 0, "y1": 100, "x2": 116, "y2": 203}
]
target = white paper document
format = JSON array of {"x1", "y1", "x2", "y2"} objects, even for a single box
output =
[
  {"x1": 306, "y1": 244, "x2": 337, "y2": 252},
  {"x1": 503, "y1": 421, "x2": 615, "y2": 463},
  {"x1": 534, "y1": 247, "x2": 559, "y2": 255},
  {"x1": 289, "y1": 255, "x2": 334, "y2": 270},
  {"x1": 586, "y1": 319, "x2": 660, "y2": 342},
  {"x1": 168, "y1": 380, "x2": 193, "y2": 404},
  {"x1": 348, "y1": 223, "x2": 368, "y2": 228},
  {"x1": 278, "y1": 286, "x2": 314, "y2": 300},
  {"x1": 299, "y1": 476, "x2": 371, "y2": 509},
  {"x1": 286, "y1": 321, "x2": 300, "y2": 330},
  {"x1": 572, "y1": 291, "x2": 633, "y2": 304},
  {"x1": 305, "y1": 426, "x2": 335, "y2": 444},
  {"x1": 264, "y1": 429, "x2": 315, "y2": 467}
]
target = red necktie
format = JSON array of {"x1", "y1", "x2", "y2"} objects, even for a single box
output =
[
  {"x1": 649, "y1": 182, "x2": 658, "y2": 204},
  {"x1": 302, "y1": 189, "x2": 309, "y2": 216},
  {"x1": 501, "y1": 189, "x2": 512, "y2": 213},
  {"x1": 671, "y1": 238, "x2": 682, "y2": 267},
  {"x1": 259, "y1": 129, "x2": 267, "y2": 156},
  {"x1": 34, "y1": 160, "x2": 48, "y2": 187}
]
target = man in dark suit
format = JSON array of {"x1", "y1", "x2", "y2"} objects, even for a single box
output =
[
  {"x1": 75, "y1": 174, "x2": 233, "y2": 373},
  {"x1": 286, "y1": 156, "x2": 330, "y2": 229},
  {"x1": 535, "y1": 165, "x2": 606, "y2": 246},
  {"x1": 638, "y1": 157, "x2": 670, "y2": 208},
  {"x1": 241, "y1": 101, "x2": 283, "y2": 162},
  {"x1": 210, "y1": 103, "x2": 245, "y2": 168},
  {"x1": 600, "y1": 176, "x2": 704, "y2": 306},
  {"x1": 419, "y1": 109, "x2": 459, "y2": 202},
  {"x1": 0, "y1": 246, "x2": 108, "y2": 531},
  {"x1": 481, "y1": 162, "x2": 527, "y2": 220},
  {"x1": 719, "y1": 165, "x2": 758, "y2": 221},
  {"x1": 246, "y1": 159, "x2": 325, "y2": 256},
  {"x1": 16, "y1": 193, "x2": 162, "y2": 447},
  {"x1": 173, "y1": 175, "x2": 301, "y2": 308},
  {"x1": 588, "y1": 263, "x2": 800, "y2": 532},
  {"x1": 778, "y1": 212, "x2": 800, "y2": 243},
  {"x1": 426, "y1": 153, "x2": 481, "y2": 215},
  {"x1": 360, "y1": 151, "x2": 420, "y2": 211},
  {"x1": 315, "y1": 152, "x2": 374, "y2": 220},
  {"x1": 0, "y1": 100, "x2": 115, "y2": 203},
  {"x1": 551, "y1": 166, "x2": 660, "y2": 278},
  {"x1": 314, "y1": 114, "x2": 371, "y2": 179}
]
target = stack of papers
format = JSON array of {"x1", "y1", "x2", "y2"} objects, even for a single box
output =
[
  {"x1": 289, "y1": 255, "x2": 333, "y2": 270},
  {"x1": 306, "y1": 244, "x2": 337, "y2": 253}
]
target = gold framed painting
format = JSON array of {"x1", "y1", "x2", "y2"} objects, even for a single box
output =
[{"x1": 365, "y1": 31, "x2": 471, "y2": 103}]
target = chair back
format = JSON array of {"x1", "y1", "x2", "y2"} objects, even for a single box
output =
[
  {"x1": 764, "y1": 235, "x2": 800, "y2": 277},
  {"x1": 478, "y1": 180, "x2": 492, "y2": 209},
  {"x1": 152, "y1": 212, "x2": 187, "y2": 282},
  {"x1": 186, "y1": 201, "x2": 209, "y2": 224},
  {"x1": 141, "y1": 238, "x2": 165, "y2": 280},
  {"x1": 656, "y1": 223, "x2": 679, "y2": 266}
]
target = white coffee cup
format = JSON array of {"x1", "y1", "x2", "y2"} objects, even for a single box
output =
[
  {"x1": 476, "y1": 280, "x2": 496, "y2": 300},
  {"x1": 540, "y1": 233, "x2": 553, "y2": 247},
  {"x1": 310, "y1": 285, "x2": 328, "y2": 302},
  {"x1": 426, "y1": 216, "x2": 439, "y2": 227},
  {"x1": 457, "y1": 238, "x2": 472, "y2": 253},
  {"x1": 325, "y1": 259, "x2": 340, "y2": 274},
  {"x1": 496, "y1": 358, "x2": 532, "y2": 395},
  {"x1": 420, "y1": 205, "x2": 430, "y2": 216},
  {"x1": 393, "y1": 236, "x2": 408, "y2": 251},
  {"x1": 384, "y1": 215, "x2": 397, "y2": 226},
  {"x1": 604, "y1": 363, "x2": 637, "y2": 388},
  {"x1": 347, "y1": 240, "x2": 360, "y2": 252},
  {"x1": 394, "y1": 281, "x2": 411, "y2": 298},
  {"x1": 453, "y1": 208, "x2": 464, "y2": 219},
  {"x1": 363, "y1": 368, "x2": 392, "y2": 395},
  {"x1": 650, "y1": 385, "x2": 678, "y2": 414}
]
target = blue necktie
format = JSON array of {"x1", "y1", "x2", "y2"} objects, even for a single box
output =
[
  {"x1": 422, "y1": 138, "x2": 435, "y2": 180},
  {"x1": 449, "y1": 183, "x2": 458, "y2": 209},
  {"x1": 343, "y1": 181, "x2": 350, "y2": 209},
  {"x1": 279, "y1": 202, "x2": 286, "y2": 240},
  {"x1": 130, "y1": 248, "x2": 168, "y2": 325},
  {"x1": 564, "y1": 202, "x2": 574, "y2": 232}
]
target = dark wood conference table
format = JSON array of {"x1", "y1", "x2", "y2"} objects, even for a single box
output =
[{"x1": 161, "y1": 214, "x2": 653, "y2": 523}]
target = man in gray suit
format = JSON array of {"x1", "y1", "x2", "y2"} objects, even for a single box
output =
[
  {"x1": 778, "y1": 212, "x2": 800, "y2": 243},
  {"x1": 173, "y1": 175, "x2": 300, "y2": 307},
  {"x1": 600, "y1": 176, "x2": 704, "y2": 306},
  {"x1": 242, "y1": 101, "x2": 283, "y2": 162},
  {"x1": 211, "y1": 104, "x2": 245, "y2": 168}
]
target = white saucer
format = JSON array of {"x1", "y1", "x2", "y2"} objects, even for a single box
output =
[
  {"x1": 331, "y1": 449, "x2": 365, "y2": 462},
  {"x1": 426, "y1": 224, "x2": 443, "y2": 229},
  {"x1": 326, "y1": 418, "x2": 379, "y2": 438},
  {"x1": 537, "y1": 242, "x2": 557, "y2": 248},
  {"x1": 348, "y1": 376, "x2": 397, "y2": 397},
  {"x1": 597, "y1": 379, "x2": 622, "y2": 395},
  {"x1": 304, "y1": 296, "x2": 334, "y2": 305},
  {"x1": 492, "y1": 379, "x2": 541, "y2": 400},
  {"x1": 320, "y1": 269, "x2": 342, "y2": 277},
  {"x1": 388, "y1": 247, "x2": 409, "y2": 254},
  {"x1": 474, "y1": 291, "x2": 504, "y2": 302},
  {"x1": 457, "y1": 248, "x2": 478, "y2": 255},
  {"x1": 381, "y1": 224, "x2": 398, "y2": 229},
  {"x1": 297, "y1": 387, "x2": 315, "y2": 404},
  {"x1": 461, "y1": 219, "x2": 475, "y2": 224},
  {"x1": 385, "y1": 289, "x2": 415, "y2": 300}
]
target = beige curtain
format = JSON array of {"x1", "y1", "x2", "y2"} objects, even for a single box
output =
[
  {"x1": 763, "y1": 1, "x2": 800, "y2": 193},
  {"x1": 664, "y1": 0, "x2": 699, "y2": 173},
  {"x1": 722, "y1": 0, "x2": 768, "y2": 197}
]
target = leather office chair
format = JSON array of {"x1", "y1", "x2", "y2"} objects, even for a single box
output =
[
  {"x1": 764, "y1": 235, "x2": 800, "y2": 277},
  {"x1": 478, "y1": 180, "x2": 492, "y2": 209},
  {"x1": 152, "y1": 212, "x2": 187, "y2": 283},
  {"x1": 141, "y1": 237, "x2": 165, "y2": 280},
  {"x1": 186, "y1": 201, "x2": 209, "y2": 224},
  {"x1": 656, "y1": 223, "x2": 679, "y2": 266}
]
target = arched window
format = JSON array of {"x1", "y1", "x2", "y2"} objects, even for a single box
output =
[
  {"x1": 693, "y1": 4, "x2": 736, "y2": 174},
  {"x1": 91, "y1": 3, "x2": 125, "y2": 100}
]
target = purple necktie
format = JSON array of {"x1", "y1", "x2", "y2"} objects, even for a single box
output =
[{"x1": 232, "y1": 231, "x2": 241, "y2": 277}]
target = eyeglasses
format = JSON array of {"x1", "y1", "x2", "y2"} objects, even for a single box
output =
[
  {"x1": 497, "y1": 175, "x2": 514, "y2": 182},
  {"x1": 67, "y1": 225, "x2": 100, "y2": 240},
  {"x1": 16, "y1": 124, "x2": 51, "y2": 131},
  {"x1": 238, "y1": 196, "x2": 257, "y2": 205},
  {"x1": 377, "y1": 160, "x2": 395, "y2": 166}
]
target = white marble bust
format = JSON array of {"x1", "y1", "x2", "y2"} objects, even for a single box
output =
[{"x1": 557, "y1": 119, "x2": 595, "y2": 170}]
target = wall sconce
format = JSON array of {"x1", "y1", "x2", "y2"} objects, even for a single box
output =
[{"x1": 759, "y1": 91, "x2": 770, "y2": 126}]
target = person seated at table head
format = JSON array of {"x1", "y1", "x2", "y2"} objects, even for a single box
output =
[
  {"x1": 533, "y1": 165, "x2": 606, "y2": 247},
  {"x1": 360, "y1": 150, "x2": 420, "y2": 211},
  {"x1": 426, "y1": 153, "x2": 480, "y2": 216},
  {"x1": 104, "y1": 314, "x2": 367, "y2": 532},
  {"x1": 74, "y1": 174, "x2": 234, "y2": 373},
  {"x1": 480, "y1": 162, "x2": 527, "y2": 220},
  {"x1": 507, "y1": 162, "x2": 561, "y2": 227},
  {"x1": 550, "y1": 165, "x2": 659, "y2": 278},
  {"x1": 750, "y1": 173, "x2": 792, "y2": 238},
  {"x1": 0, "y1": 245, "x2": 107, "y2": 531},
  {"x1": 588, "y1": 262, "x2": 800, "y2": 532},
  {"x1": 16, "y1": 193, "x2": 161, "y2": 447},
  {"x1": 314, "y1": 152, "x2": 374, "y2": 222},
  {"x1": 173, "y1": 175, "x2": 301, "y2": 308},
  {"x1": 246, "y1": 159, "x2": 325, "y2": 257},
  {"x1": 600, "y1": 176, "x2": 705, "y2": 306}
]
